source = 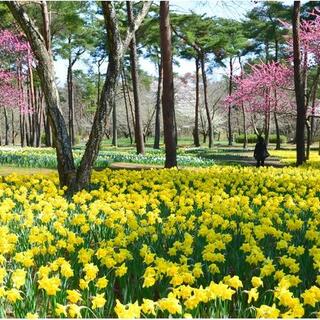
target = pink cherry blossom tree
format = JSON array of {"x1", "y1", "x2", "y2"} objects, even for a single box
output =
[
  {"x1": 226, "y1": 61, "x2": 294, "y2": 145},
  {"x1": 0, "y1": 29, "x2": 32, "y2": 112},
  {"x1": 0, "y1": 29, "x2": 34, "y2": 145}
]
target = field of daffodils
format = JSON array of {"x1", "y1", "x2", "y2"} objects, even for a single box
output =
[{"x1": 0, "y1": 166, "x2": 319, "y2": 318}]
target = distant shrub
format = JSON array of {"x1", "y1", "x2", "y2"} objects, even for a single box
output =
[{"x1": 235, "y1": 134, "x2": 287, "y2": 144}]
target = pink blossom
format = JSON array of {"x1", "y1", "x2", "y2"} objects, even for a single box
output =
[
  {"x1": 226, "y1": 61, "x2": 293, "y2": 114},
  {"x1": 0, "y1": 29, "x2": 34, "y2": 113}
]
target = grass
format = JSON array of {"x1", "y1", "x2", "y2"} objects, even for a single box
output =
[
  {"x1": 0, "y1": 166, "x2": 56, "y2": 176},
  {"x1": 1, "y1": 139, "x2": 320, "y2": 171}
]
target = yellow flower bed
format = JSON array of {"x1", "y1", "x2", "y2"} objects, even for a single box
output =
[
  {"x1": 0, "y1": 166, "x2": 320, "y2": 318},
  {"x1": 270, "y1": 149, "x2": 320, "y2": 168}
]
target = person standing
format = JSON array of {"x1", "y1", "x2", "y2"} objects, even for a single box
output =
[{"x1": 254, "y1": 136, "x2": 269, "y2": 167}]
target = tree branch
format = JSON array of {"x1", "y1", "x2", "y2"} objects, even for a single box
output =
[
  {"x1": 71, "y1": 48, "x2": 86, "y2": 66},
  {"x1": 122, "y1": 1, "x2": 152, "y2": 52},
  {"x1": 171, "y1": 24, "x2": 201, "y2": 53},
  {"x1": 7, "y1": 1, "x2": 47, "y2": 54}
]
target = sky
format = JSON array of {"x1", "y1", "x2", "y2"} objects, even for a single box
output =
[{"x1": 54, "y1": 0, "x2": 256, "y2": 86}]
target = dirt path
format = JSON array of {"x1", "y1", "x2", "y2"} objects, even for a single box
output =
[
  {"x1": 108, "y1": 162, "x2": 163, "y2": 170},
  {"x1": 107, "y1": 157, "x2": 285, "y2": 170}
]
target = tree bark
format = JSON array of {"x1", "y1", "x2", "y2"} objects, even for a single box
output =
[
  {"x1": 43, "y1": 109, "x2": 51, "y2": 147},
  {"x1": 310, "y1": 65, "x2": 320, "y2": 142},
  {"x1": 160, "y1": 1, "x2": 177, "y2": 168},
  {"x1": 228, "y1": 57, "x2": 233, "y2": 146},
  {"x1": 123, "y1": 68, "x2": 136, "y2": 138},
  {"x1": 17, "y1": 63, "x2": 25, "y2": 147},
  {"x1": 11, "y1": 110, "x2": 14, "y2": 145},
  {"x1": 193, "y1": 57, "x2": 200, "y2": 147},
  {"x1": 154, "y1": 59, "x2": 163, "y2": 149},
  {"x1": 306, "y1": 118, "x2": 311, "y2": 160},
  {"x1": 28, "y1": 54, "x2": 36, "y2": 146},
  {"x1": 121, "y1": 72, "x2": 133, "y2": 144},
  {"x1": 127, "y1": 1, "x2": 145, "y2": 155},
  {"x1": 112, "y1": 101, "x2": 117, "y2": 147},
  {"x1": 274, "y1": 111, "x2": 281, "y2": 149},
  {"x1": 96, "y1": 57, "x2": 105, "y2": 107},
  {"x1": 35, "y1": 88, "x2": 42, "y2": 147},
  {"x1": 67, "y1": 41, "x2": 84, "y2": 146},
  {"x1": 41, "y1": 0, "x2": 51, "y2": 53},
  {"x1": 20, "y1": 114, "x2": 25, "y2": 147},
  {"x1": 241, "y1": 104, "x2": 247, "y2": 149},
  {"x1": 200, "y1": 53, "x2": 213, "y2": 148},
  {"x1": 292, "y1": 1, "x2": 306, "y2": 165},
  {"x1": 274, "y1": 89, "x2": 281, "y2": 150},
  {"x1": 3, "y1": 107, "x2": 9, "y2": 145},
  {"x1": 238, "y1": 55, "x2": 247, "y2": 149},
  {"x1": 67, "y1": 36, "x2": 75, "y2": 146},
  {"x1": 264, "y1": 91, "x2": 271, "y2": 146}
]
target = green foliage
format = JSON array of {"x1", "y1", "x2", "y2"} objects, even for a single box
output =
[
  {"x1": 171, "y1": 12, "x2": 228, "y2": 62},
  {"x1": 0, "y1": 3, "x2": 14, "y2": 29},
  {"x1": 235, "y1": 134, "x2": 287, "y2": 144},
  {"x1": 212, "y1": 18, "x2": 249, "y2": 67},
  {"x1": 243, "y1": 1, "x2": 291, "y2": 61},
  {"x1": 73, "y1": 70, "x2": 98, "y2": 113},
  {"x1": 0, "y1": 148, "x2": 215, "y2": 169}
]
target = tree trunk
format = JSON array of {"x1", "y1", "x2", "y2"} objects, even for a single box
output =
[
  {"x1": 67, "y1": 39, "x2": 75, "y2": 146},
  {"x1": 241, "y1": 104, "x2": 247, "y2": 149},
  {"x1": 11, "y1": 110, "x2": 14, "y2": 145},
  {"x1": 76, "y1": 2, "x2": 122, "y2": 187},
  {"x1": 306, "y1": 119, "x2": 311, "y2": 160},
  {"x1": 160, "y1": 1, "x2": 177, "y2": 168},
  {"x1": 310, "y1": 65, "x2": 320, "y2": 142},
  {"x1": 238, "y1": 54, "x2": 247, "y2": 149},
  {"x1": 28, "y1": 113, "x2": 34, "y2": 146},
  {"x1": 121, "y1": 72, "x2": 133, "y2": 144},
  {"x1": 274, "y1": 111, "x2": 281, "y2": 150},
  {"x1": 228, "y1": 57, "x2": 233, "y2": 146},
  {"x1": 35, "y1": 87, "x2": 42, "y2": 147},
  {"x1": 4, "y1": 107, "x2": 9, "y2": 145},
  {"x1": 123, "y1": 68, "x2": 136, "y2": 138},
  {"x1": 7, "y1": 1, "x2": 77, "y2": 188},
  {"x1": 127, "y1": 1, "x2": 145, "y2": 155},
  {"x1": 264, "y1": 110, "x2": 270, "y2": 146},
  {"x1": 112, "y1": 101, "x2": 117, "y2": 147},
  {"x1": 154, "y1": 59, "x2": 163, "y2": 149},
  {"x1": 274, "y1": 89, "x2": 281, "y2": 150},
  {"x1": 43, "y1": 109, "x2": 51, "y2": 147},
  {"x1": 200, "y1": 53, "x2": 213, "y2": 148},
  {"x1": 41, "y1": 0, "x2": 51, "y2": 53},
  {"x1": 25, "y1": 94, "x2": 30, "y2": 147},
  {"x1": 75, "y1": 1, "x2": 151, "y2": 189},
  {"x1": 293, "y1": 1, "x2": 306, "y2": 165},
  {"x1": 96, "y1": 57, "x2": 104, "y2": 107},
  {"x1": 193, "y1": 57, "x2": 200, "y2": 147},
  {"x1": 265, "y1": 40, "x2": 269, "y2": 62},
  {"x1": 199, "y1": 111, "x2": 206, "y2": 143},
  {"x1": 20, "y1": 114, "x2": 25, "y2": 147},
  {"x1": 28, "y1": 55, "x2": 36, "y2": 146}
]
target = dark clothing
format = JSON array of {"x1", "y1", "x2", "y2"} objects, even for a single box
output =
[
  {"x1": 256, "y1": 158, "x2": 265, "y2": 167},
  {"x1": 254, "y1": 141, "x2": 268, "y2": 167}
]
